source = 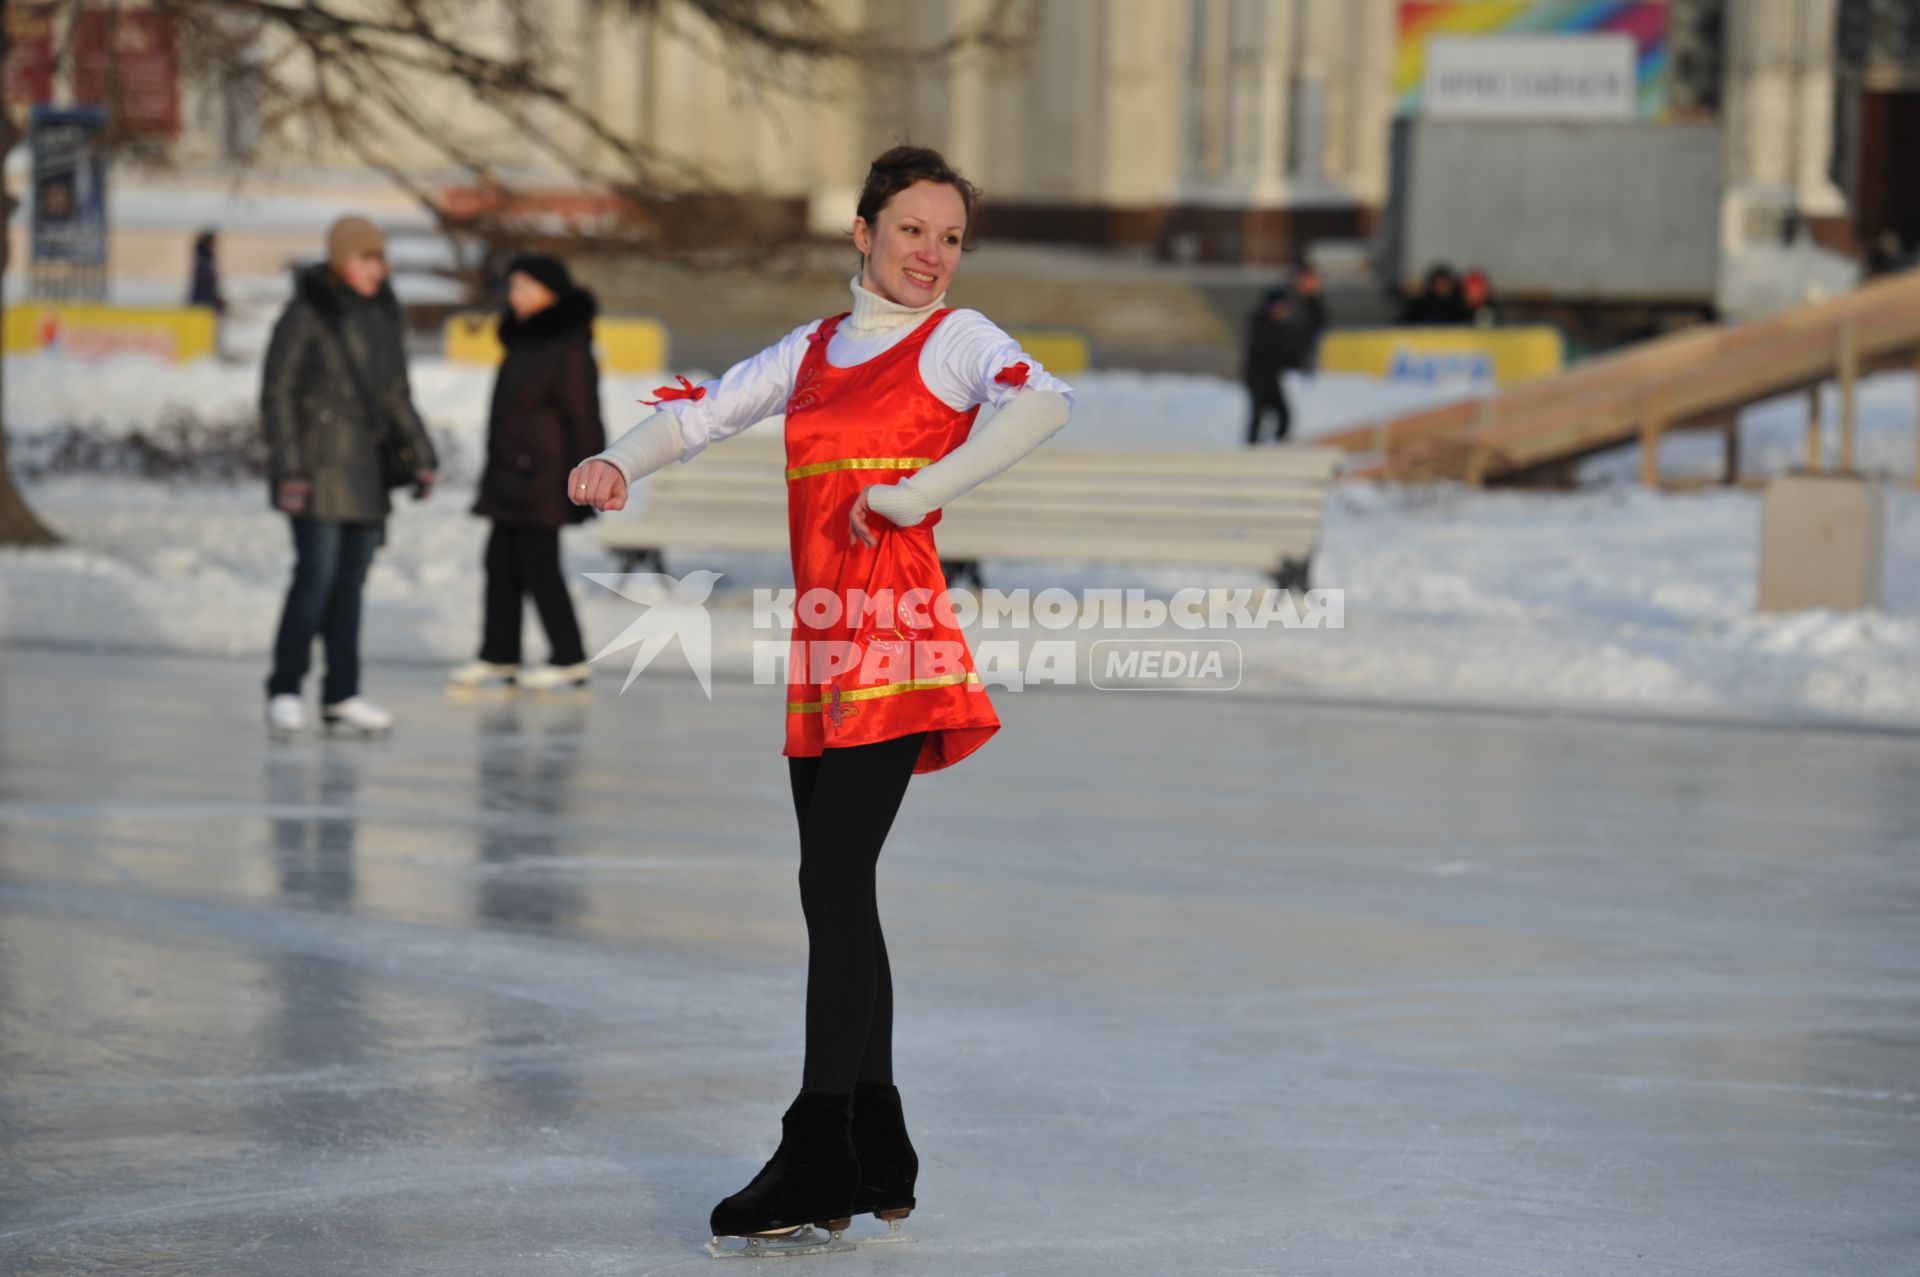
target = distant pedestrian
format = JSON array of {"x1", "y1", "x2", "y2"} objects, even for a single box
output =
[
  {"x1": 1401, "y1": 263, "x2": 1469, "y2": 325},
  {"x1": 448, "y1": 255, "x2": 606, "y2": 693},
  {"x1": 260, "y1": 215, "x2": 438, "y2": 741},
  {"x1": 1291, "y1": 262, "x2": 1329, "y2": 365},
  {"x1": 1461, "y1": 268, "x2": 1502, "y2": 328},
  {"x1": 188, "y1": 229, "x2": 225, "y2": 316},
  {"x1": 1243, "y1": 286, "x2": 1312, "y2": 444}
]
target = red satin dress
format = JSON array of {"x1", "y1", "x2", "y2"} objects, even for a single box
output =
[{"x1": 781, "y1": 310, "x2": 1000, "y2": 773}]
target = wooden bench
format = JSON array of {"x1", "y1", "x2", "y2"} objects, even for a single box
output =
[{"x1": 598, "y1": 431, "x2": 1341, "y2": 590}]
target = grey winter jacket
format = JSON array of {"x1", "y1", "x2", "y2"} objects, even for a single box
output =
[{"x1": 260, "y1": 265, "x2": 437, "y2": 523}]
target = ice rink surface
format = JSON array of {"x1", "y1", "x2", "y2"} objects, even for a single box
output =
[{"x1": 2, "y1": 648, "x2": 1916, "y2": 1275}]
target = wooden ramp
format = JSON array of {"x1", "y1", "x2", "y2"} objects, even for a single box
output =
[{"x1": 1320, "y1": 271, "x2": 1920, "y2": 487}]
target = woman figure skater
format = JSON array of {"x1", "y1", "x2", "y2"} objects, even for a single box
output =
[{"x1": 569, "y1": 145, "x2": 1074, "y2": 1253}]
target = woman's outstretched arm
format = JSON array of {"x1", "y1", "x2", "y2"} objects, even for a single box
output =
[{"x1": 571, "y1": 320, "x2": 817, "y2": 511}]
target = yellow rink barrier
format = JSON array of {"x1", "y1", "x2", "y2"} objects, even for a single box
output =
[
  {"x1": 443, "y1": 313, "x2": 670, "y2": 373},
  {"x1": 3, "y1": 304, "x2": 218, "y2": 363},
  {"x1": 1318, "y1": 326, "x2": 1564, "y2": 389},
  {"x1": 1008, "y1": 328, "x2": 1092, "y2": 376}
]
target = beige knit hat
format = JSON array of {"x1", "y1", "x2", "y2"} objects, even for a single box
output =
[{"x1": 326, "y1": 215, "x2": 386, "y2": 265}]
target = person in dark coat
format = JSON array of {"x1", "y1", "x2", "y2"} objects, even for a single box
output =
[
  {"x1": 1400, "y1": 262, "x2": 1470, "y2": 325},
  {"x1": 188, "y1": 230, "x2": 225, "y2": 316},
  {"x1": 448, "y1": 254, "x2": 606, "y2": 693},
  {"x1": 1292, "y1": 261, "x2": 1328, "y2": 352},
  {"x1": 261, "y1": 215, "x2": 438, "y2": 740},
  {"x1": 1243, "y1": 286, "x2": 1313, "y2": 445}
]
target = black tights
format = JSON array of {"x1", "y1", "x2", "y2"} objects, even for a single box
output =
[{"x1": 789, "y1": 731, "x2": 925, "y2": 1095}]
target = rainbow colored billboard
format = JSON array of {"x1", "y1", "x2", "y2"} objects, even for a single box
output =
[{"x1": 1396, "y1": 2, "x2": 1670, "y2": 119}]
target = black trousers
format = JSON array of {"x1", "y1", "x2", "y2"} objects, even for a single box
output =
[
  {"x1": 1247, "y1": 383, "x2": 1292, "y2": 444},
  {"x1": 789, "y1": 731, "x2": 926, "y2": 1095},
  {"x1": 479, "y1": 522, "x2": 586, "y2": 666}
]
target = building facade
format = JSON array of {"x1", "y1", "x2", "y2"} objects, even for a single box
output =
[{"x1": 93, "y1": 0, "x2": 1920, "y2": 267}]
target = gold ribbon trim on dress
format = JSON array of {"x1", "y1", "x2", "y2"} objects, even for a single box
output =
[
  {"x1": 787, "y1": 671, "x2": 982, "y2": 713},
  {"x1": 784, "y1": 456, "x2": 932, "y2": 482}
]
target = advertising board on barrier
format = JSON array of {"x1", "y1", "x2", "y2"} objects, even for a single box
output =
[
  {"x1": 444, "y1": 313, "x2": 670, "y2": 373},
  {"x1": 1318, "y1": 327, "x2": 1565, "y2": 390},
  {"x1": 3, "y1": 305, "x2": 218, "y2": 363}
]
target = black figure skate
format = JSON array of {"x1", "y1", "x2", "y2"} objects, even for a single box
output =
[
  {"x1": 849, "y1": 1082, "x2": 918, "y2": 1243},
  {"x1": 707, "y1": 1093, "x2": 860, "y2": 1259}
]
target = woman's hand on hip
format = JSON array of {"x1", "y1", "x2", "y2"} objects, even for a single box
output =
[
  {"x1": 849, "y1": 487, "x2": 889, "y2": 548},
  {"x1": 568, "y1": 459, "x2": 629, "y2": 512}
]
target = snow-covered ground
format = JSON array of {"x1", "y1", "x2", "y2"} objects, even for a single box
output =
[{"x1": 3, "y1": 348, "x2": 1917, "y2": 727}]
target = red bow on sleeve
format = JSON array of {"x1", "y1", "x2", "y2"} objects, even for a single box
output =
[
  {"x1": 993, "y1": 362, "x2": 1031, "y2": 388},
  {"x1": 640, "y1": 375, "x2": 706, "y2": 407}
]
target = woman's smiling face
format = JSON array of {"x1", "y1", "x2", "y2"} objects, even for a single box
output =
[{"x1": 853, "y1": 179, "x2": 966, "y2": 308}]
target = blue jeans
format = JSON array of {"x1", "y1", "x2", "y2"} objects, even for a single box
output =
[{"x1": 266, "y1": 518, "x2": 383, "y2": 704}]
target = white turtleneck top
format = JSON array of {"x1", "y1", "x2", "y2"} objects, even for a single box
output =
[{"x1": 585, "y1": 277, "x2": 1074, "y2": 525}]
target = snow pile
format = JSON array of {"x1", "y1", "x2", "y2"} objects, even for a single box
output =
[{"x1": 2, "y1": 347, "x2": 1917, "y2": 727}]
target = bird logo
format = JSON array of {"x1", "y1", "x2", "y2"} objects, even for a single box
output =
[{"x1": 581, "y1": 569, "x2": 724, "y2": 697}]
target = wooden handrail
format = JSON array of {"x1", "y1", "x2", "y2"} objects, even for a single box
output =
[{"x1": 1373, "y1": 276, "x2": 1920, "y2": 484}]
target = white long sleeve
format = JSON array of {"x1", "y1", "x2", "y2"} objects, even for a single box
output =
[
  {"x1": 584, "y1": 321, "x2": 816, "y2": 481},
  {"x1": 589, "y1": 410, "x2": 684, "y2": 483},
  {"x1": 864, "y1": 388, "x2": 1071, "y2": 528}
]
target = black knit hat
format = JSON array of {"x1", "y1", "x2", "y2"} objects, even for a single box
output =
[{"x1": 507, "y1": 253, "x2": 574, "y2": 297}]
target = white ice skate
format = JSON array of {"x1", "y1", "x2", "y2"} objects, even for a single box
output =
[
  {"x1": 266, "y1": 694, "x2": 306, "y2": 741},
  {"x1": 321, "y1": 696, "x2": 394, "y2": 737},
  {"x1": 517, "y1": 662, "x2": 591, "y2": 693},
  {"x1": 706, "y1": 1222, "x2": 855, "y2": 1260},
  {"x1": 446, "y1": 660, "x2": 518, "y2": 691}
]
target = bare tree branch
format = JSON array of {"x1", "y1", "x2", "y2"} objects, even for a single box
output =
[{"x1": 0, "y1": 0, "x2": 1034, "y2": 543}]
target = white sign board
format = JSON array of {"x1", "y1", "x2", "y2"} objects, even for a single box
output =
[{"x1": 1423, "y1": 34, "x2": 1636, "y2": 120}]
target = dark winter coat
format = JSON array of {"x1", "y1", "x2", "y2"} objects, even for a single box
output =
[
  {"x1": 189, "y1": 244, "x2": 224, "y2": 314},
  {"x1": 472, "y1": 287, "x2": 606, "y2": 528},
  {"x1": 1298, "y1": 293, "x2": 1329, "y2": 348},
  {"x1": 1400, "y1": 287, "x2": 1470, "y2": 326},
  {"x1": 260, "y1": 264, "x2": 437, "y2": 523},
  {"x1": 1242, "y1": 309, "x2": 1316, "y2": 397}
]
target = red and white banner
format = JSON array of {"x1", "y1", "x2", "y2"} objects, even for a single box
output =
[
  {"x1": 73, "y1": 9, "x2": 181, "y2": 137},
  {"x1": 4, "y1": 4, "x2": 56, "y2": 128}
]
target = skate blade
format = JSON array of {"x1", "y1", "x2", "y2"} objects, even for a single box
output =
[
  {"x1": 706, "y1": 1223, "x2": 855, "y2": 1259},
  {"x1": 858, "y1": 1211, "x2": 917, "y2": 1244},
  {"x1": 444, "y1": 682, "x2": 516, "y2": 701},
  {"x1": 321, "y1": 722, "x2": 391, "y2": 739},
  {"x1": 522, "y1": 682, "x2": 590, "y2": 699}
]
